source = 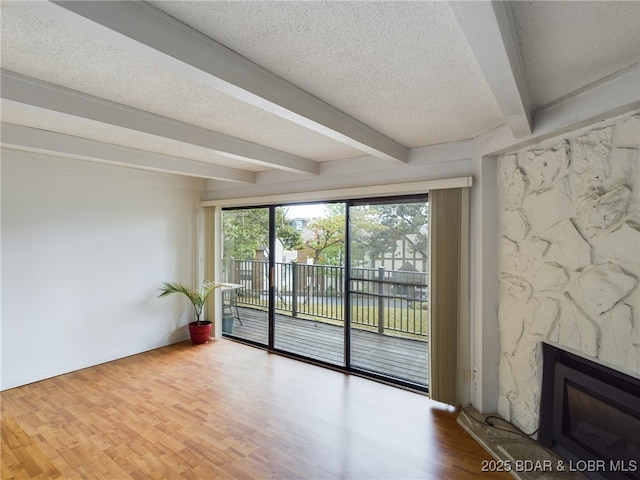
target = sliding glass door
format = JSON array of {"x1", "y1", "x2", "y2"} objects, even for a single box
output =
[
  {"x1": 348, "y1": 199, "x2": 429, "y2": 386},
  {"x1": 273, "y1": 204, "x2": 345, "y2": 365},
  {"x1": 221, "y1": 207, "x2": 269, "y2": 345},
  {"x1": 221, "y1": 197, "x2": 429, "y2": 389}
]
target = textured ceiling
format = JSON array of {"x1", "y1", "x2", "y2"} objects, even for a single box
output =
[
  {"x1": 147, "y1": 0, "x2": 505, "y2": 147},
  {"x1": 511, "y1": 1, "x2": 640, "y2": 109},
  {"x1": 0, "y1": 1, "x2": 360, "y2": 163},
  {"x1": 1, "y1": 1, "x2": 638, "y2": 184}
]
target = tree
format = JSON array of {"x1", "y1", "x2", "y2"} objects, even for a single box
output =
[
  {"x1": 223, "y1": 209, "x2": 268, "y2": 260},
  {"x1": 371, "y1": 202, "x2": 429, "y2": 258},
  {"x1": 223, "y1": 201, "x2": 428, "y2": 266},
  {"x1": 276, "y1": 208, "x2": 304, "y2": 251},
  {"x1": 223, "y1": 208, "x2": 303, "y2": 259},
  {"x1": 303, "y1": 214, "x2": 345, "y2": 265},
  {"x1": 349, "y1": 205, "x2": 387, "y2": 266},
  {"x1": 350, "y1": 201, "x2": 428, "y2": 265}
]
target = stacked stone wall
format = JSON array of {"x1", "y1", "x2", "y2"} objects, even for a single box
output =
[{"x1": 496, "y1": 113, "x2": 640, "y2": 433}]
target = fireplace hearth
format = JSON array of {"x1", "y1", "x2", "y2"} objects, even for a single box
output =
[{"x1": 539, "y1": 342, "x2": 640, "y2": 480}]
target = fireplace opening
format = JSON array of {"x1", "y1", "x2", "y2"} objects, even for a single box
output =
[
  {"x1": 539, "y1": 342, "x2": 640, "y2": 480},
  {"x1": 565, "y1": 382, "x2": 638, "y2": 467}
]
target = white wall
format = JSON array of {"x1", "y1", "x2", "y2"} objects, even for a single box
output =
[
  {"x1": 1, "y1": 149, "x2": 204, "y2": 390},
  {"x1": 469, "y1": 153, "x2": 500, "y2": 413}
]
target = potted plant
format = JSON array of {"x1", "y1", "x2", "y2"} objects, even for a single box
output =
[{"x1": 158, "y1": 281, "x2": 224, "y2": 344}]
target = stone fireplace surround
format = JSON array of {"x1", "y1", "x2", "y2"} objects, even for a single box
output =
[
  {"x1": 457, "y1": 113, "x2": 639, "y2": 479},
  {"x1": 496, "y1": 112, "x2": 639, "y2": 436}
]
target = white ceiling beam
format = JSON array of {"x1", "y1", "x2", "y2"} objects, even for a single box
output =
[
  {"x1": 534, "y1": 64, "x2": 640, "y2": 138},
  {"x1": 52, "y1": 1, "x2": 409, "y2": 165},
  {"x1": 450, "y1": 1, "x2": 533, "y2": 138},
  {"x1": 1, "y1": 70, "x2": 318, "y2": 175},
  {"x1": 477, "y1": 64, "x2": 640, "y2": 156},
  {"x1": 1, "y1": 123, "x2": 257, "y2": 183}
]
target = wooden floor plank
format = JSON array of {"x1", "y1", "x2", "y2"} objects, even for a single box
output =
[
  {"x1": 1, "y1": 339, "x2": 508, "y2": 480},
  {"x1": 0, "y1": 416, "x2": 63, "y2": 480}
]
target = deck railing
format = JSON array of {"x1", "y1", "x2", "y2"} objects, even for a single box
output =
[{"x1": 223, "y1": 259, "x2": 428, "y2": 338}]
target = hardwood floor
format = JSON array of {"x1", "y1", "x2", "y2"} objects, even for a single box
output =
[{"x1": 1, "y1": 339, "x2": 509, "y2": 479}]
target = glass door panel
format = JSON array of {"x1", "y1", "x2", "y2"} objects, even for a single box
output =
[
  {"x1": 273, "y1": 204, "x2": 345, "y2": 366},
  {"x1": 349, "y1": 200, "x2": 429, "y2": 386},
  {"x1": 221, "y1": 208, "x2": 269, "y2": 345}
]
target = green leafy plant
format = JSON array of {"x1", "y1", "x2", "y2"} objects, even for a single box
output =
[{"x1": 158, "y1": 281, "x2": 224, "y2": 325}]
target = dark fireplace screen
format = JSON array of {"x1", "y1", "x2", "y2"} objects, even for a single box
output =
[{"x1": 539, "y1": 343, "x2": 640, "y2": 479}]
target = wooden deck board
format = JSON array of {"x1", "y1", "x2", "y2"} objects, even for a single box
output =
[{"x1": 227, "y1": 307, "x2": 429, "y2": 386}]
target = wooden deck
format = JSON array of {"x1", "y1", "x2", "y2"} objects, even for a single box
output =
[{"x1": 225, "y1": 307, "x2": 429, "y2": 387}]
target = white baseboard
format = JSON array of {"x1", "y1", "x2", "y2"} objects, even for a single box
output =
[{"x1": 1, "y1": 331, "x2": 190, "y2": 391}]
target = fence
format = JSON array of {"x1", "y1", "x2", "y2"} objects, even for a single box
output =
[{"x1": 223, "y1": 259, "x2": 428, "y2": 337}]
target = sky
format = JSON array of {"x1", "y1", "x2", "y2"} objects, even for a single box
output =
[{"x1": 282, "y1": 203, "x2": 326, "y2": 219}]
